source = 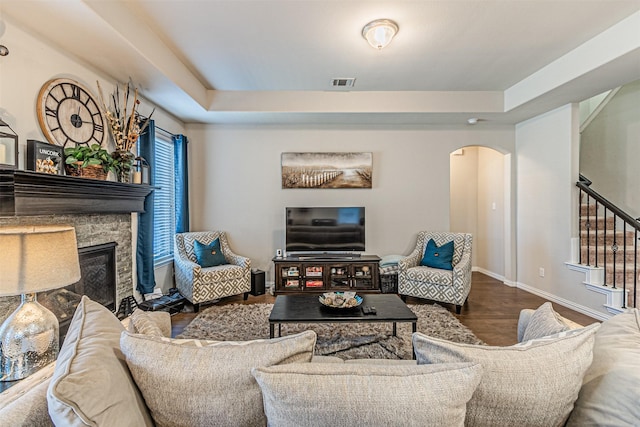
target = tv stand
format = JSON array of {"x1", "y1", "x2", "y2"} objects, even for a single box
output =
[{"x1": 273, "y1": 255, "x2": 380, "y2": 294}]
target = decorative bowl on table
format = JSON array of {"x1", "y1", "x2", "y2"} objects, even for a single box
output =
[{"x1": 319, "y1": 292, "x2": 363, "y2": 309}]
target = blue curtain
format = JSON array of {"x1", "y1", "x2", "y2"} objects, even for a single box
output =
[
  {"x1": 136, "y1": 120, "x2": 156, "y2": 295},
  {"x1": 173, "y1": 134, "x2": 190, "y2": 233}
]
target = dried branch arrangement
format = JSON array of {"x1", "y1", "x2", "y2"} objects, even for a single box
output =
[{"x1": 97, "y1": 80, "x2": 155, "y2": 152}]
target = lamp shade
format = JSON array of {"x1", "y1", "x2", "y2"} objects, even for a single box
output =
[{"x1": 0, "y1": 225, "x2": 81, "y2": 296}]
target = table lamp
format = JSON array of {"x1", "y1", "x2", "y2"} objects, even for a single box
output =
[{"x1": 0, "y1": 225, "x2": 80, "y2": 381}]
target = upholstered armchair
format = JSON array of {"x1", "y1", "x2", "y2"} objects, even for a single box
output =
[
  {"x1": 398, "y1": 231, "x2": 473, "y2": 314},
  {"x1": 174, "y1": 231, "x2": 251, "y2": 312}
]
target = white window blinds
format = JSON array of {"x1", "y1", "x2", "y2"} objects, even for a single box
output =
[{"x1": 153, "y1": 133, "x2": 176, "y2": 266}]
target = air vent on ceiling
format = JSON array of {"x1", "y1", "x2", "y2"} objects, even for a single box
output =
[{"x1": 331, "y1": 78, "x2": 356, "y2": 88}]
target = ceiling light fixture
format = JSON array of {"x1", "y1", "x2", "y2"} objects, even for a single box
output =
[{"x1": 362, "y1": 19, "x2": 399, "y2": 50}]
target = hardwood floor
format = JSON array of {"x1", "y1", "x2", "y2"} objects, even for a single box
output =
[{"x1": 170, "y1": 272, "x2": 598, "y2": 346}]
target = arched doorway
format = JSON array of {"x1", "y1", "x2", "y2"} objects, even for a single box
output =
[{"x1": 450, "y1": 146, "x2": 514, "y2": 285}]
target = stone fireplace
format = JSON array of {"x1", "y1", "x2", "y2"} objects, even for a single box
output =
[
  {"x1": 0, "y1": 213, "x2": 132, "y2": 299},
  {"x1": 0, "y1": 214, "x2": 132, "y2": 325},
  {"x1": 39, "y1": 241, "x2": 118, "y2": 341},
  {"x1": 0, "y1": 169, "x2": 153, "y2": 326}
]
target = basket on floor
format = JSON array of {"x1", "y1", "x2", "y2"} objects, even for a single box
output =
[{"x1": 380, "y1": 273, "x2": 398, "y2": 293}]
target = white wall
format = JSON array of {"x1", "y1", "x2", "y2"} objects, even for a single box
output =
[
  {"x1": 0, "y1": 18, "x2": 185, "y2": 296},
  {"x1": 515, "y1": 104, "x2": 608, "y2": 317},
  {"x1": 476, "y1": 147, "x2": 505, "y2": 277},
  {"x1": 580, "y1": 79, "x2": 640, "y2": 218},
  {"x1": 451, "y1": 146, "x2": 506, "y2": 280},
  {"x1": 450, "y1": 147, "x2": 478, "y2": 266},
  {"x1": 579, "y1": 90, "x2": 610, "y2": 124},
  {"x1": 186, "y1": 124, "x2": 514, "y2": 283}
]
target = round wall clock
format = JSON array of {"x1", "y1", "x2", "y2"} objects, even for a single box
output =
[{"x1": 36, "y1": 78, "x2": 106, "y2": 147}]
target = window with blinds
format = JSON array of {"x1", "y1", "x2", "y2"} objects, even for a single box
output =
[{"x1": 153, "y1": 133, "x2": 176, "y2": 266}]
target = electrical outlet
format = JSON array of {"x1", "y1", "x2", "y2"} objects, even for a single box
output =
[{"x1": 539, "y1": 267, "x2": 545, "y2": 277}]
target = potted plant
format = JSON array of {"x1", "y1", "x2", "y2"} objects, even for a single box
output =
[{"x1": 64, "y1": 144, "x2": 118, "y2": 180}]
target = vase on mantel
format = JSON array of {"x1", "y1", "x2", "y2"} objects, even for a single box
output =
[{"x1": 112, "y1": 150, "x2": 135, "y2": 183}]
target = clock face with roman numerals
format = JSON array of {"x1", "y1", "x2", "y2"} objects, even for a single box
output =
[{"x1": 36, "y1": 78, "x2": 106, "y2": 147}]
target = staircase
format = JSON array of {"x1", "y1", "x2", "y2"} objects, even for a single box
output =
[{"x1": 577, "y1": 177, "x2": 639, "y2": 311}]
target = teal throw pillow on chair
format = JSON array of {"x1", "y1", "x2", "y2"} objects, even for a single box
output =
[
  {"x1": 420, "y1": 239, "x2": 454, "y2": 270},
  {"x1": 194, "y1": 238, "x2": 227, "y2": 267}
]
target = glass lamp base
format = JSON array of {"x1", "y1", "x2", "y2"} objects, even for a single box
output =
[{"x1": 0, "y1": 293, "x2": 59, "y2": 381}]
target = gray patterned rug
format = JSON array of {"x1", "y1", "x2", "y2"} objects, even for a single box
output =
[{"x1": 177, "y1": 303, "x2": 483, "y2": 360}]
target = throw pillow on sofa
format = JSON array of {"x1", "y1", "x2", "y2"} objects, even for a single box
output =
[
  {"x1": 252, "y1": 362, "x2": 482, "y2": 427},
  {"x1": 521, "y1": 301, "x2": 572, "y2": 341},
  {"x1": 125, "y1": 309, "x2": 172, "y2": 337},
  {"x1": 127, "y1": 308, "x2": 165, "y2": 337},
  {"x1": 47, "y1": 296, "x2": 154, "y2": 427},
  {"x1": 413, "y1": 323, "x2": 599, "y2": 427},
  {"x1": 120, "y1": 330, "x2": 317, "y2": 427},
  {"x1": 420, "y1": 239, "x2": 454, "y2": 270},
  {"x1": 566, "y1": 308, "x2": 640, "y2": 426},
  {"x1": 193, "y1": 238, "x2": 227, "y2": 267}
]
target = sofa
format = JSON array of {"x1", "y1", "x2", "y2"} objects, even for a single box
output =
[{"x1": 0, "y1": 298, "x2": 638, "y2": 427}]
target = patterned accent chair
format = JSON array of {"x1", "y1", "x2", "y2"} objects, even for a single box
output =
[
  {"x1": 174, "y1": 231, "x2": 251, "y2": 312},
  {"x1": 398, "y1": 231, "x2": 473, "y2": 314}
]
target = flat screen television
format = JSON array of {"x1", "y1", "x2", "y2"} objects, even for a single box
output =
[{"x1": 285, "y1": 207, "x2": 365, "y2": 254}]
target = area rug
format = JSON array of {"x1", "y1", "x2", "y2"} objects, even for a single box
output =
[{"x1": 177, "y1": 303, "x2": 484, "y2": 360}]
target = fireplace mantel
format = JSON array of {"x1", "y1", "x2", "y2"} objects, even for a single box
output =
[{"x1": 0, "y1": 169, "x2": 153, "y2": 216}]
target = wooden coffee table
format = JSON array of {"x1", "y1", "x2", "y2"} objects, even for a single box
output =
[{"x1": 268, "y1": 293, "x2": 417, "y2": 339}]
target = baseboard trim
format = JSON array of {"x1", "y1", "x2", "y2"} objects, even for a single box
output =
[
  {"x1": 515, "y1": 281, "x2": 610, "y2": 321},
  {"x1": 503, "y1": 279, "x2": 517, "y2": 288},
  {"x1": 474, "y1": 267, "x2": 515, "y2": 287}
]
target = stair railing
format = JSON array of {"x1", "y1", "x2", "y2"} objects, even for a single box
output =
[{"x1": 577, "y1": 175, "x2": 639, "y2": 308}]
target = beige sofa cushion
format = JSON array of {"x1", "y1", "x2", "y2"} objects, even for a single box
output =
[
  {"x1": 566, "y1": 308, "x2": 640, "y2": 426},
  {"x1": 252, "y1": 362, "x2": 482, "y2": 427},
  {"x1": 47, "y1": 296, "x2": 153, "y2": 427},
  {"x1": 413, "y1": 323, "x2": 599, "y2": 427},
  {"x1": 120, "y1": 330, "x2": 316, "y2": 427},
  {"x1": 1, "y1": 377, "x2": 53, "y2": 427},
  {"x1": 517, "y1": 307, "x2": 583, "y2": 343},
  {"x1": 521, "y1": 302, "x2": 572, "y2": 341},
  {"x1": 127, "y1": 309, "x2": 165, "y2": 337}
]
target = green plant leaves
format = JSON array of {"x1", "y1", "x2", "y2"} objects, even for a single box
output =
[{"x1": 63, "y1": 144, "x2": 120, "y2": 173}]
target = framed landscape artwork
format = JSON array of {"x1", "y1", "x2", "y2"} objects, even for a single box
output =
[{"x1": 281, "y1": 152, "x2": 372, "y2": 189}]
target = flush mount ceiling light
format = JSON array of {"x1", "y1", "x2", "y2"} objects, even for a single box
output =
[{"x1": 362, "y1": 19, "x2": 399, "y2": 50}]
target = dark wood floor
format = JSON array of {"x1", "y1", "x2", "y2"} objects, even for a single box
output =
[{"x1": 171, "y1": 272, "x2": 598, "y2": 346}]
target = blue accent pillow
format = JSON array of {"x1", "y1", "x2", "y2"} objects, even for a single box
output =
[
  {"x1": 193, "y1": 238, "x2": 227, "y2": 267},
  {"x1": 420, "y1": 239, "x2": 454, "y2": 270}
]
